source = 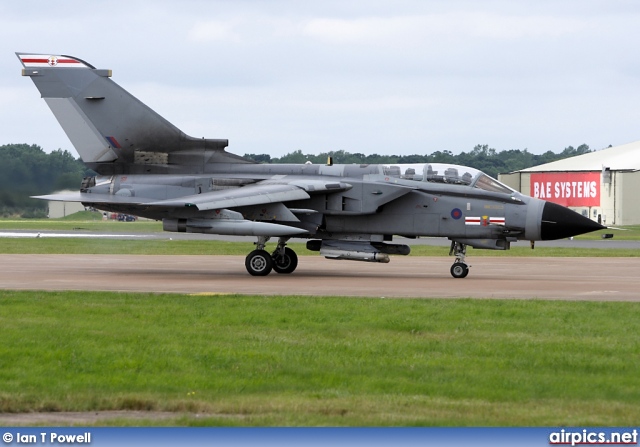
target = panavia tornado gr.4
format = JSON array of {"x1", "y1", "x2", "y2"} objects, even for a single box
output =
[{"x1": 17, "y1": 53, "x2": 605, "y2": 278}]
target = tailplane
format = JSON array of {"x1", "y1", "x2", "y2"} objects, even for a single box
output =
[{"x1": 17, "y1": 53, "x2": 247, "y2": 174}]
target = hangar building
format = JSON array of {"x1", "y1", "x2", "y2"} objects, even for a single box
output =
[
  {"x1": 499, "y1": 141, "x2": 640, "y2": 226},
  {"x1": 46, "y1": 190, "x2": 85, "y2": 218}
]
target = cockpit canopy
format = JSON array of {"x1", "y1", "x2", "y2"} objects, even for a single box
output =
[{"x1": 380, "y1": 163, "x2": 515, "y2": 195}]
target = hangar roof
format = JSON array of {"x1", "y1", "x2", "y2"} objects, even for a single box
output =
[{"x1": 518, "y1": 140, "x2": 640, "y2": 173}]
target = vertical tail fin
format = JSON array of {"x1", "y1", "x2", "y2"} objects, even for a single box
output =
[{"x1": 17, "y1": 53, "x2": 233, "y2": 174}]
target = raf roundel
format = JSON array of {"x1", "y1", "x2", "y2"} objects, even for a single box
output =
[{"x1": 451, "y1": 208, "x2": 462, "y2": 220}]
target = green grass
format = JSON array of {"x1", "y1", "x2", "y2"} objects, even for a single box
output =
[
  {"x1": 0, "y1": 213, "x2": 162, "y2": 232},
  {"x1": 0, "y1": 213, "x2": 638, "y2": 257},
  {"x1": 0, "y1": 238, "x2": 262, "y2": 255},
  {"x1": 1, "y1": 291, "x2": 639, "y2": 426},
  {"x1": 0, "y1": 238, "x2": 637, "y2": 257},
  {"x1": 575, "y1": 225, "x2": 640, "y2": 241}
]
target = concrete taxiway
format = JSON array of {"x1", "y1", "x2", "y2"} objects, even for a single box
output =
[{"x1": 1, "y1": 254, "x2": 638, "y2": 301}]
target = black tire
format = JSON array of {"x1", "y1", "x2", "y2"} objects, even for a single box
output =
[
  {"x1": 245, "y1": 250, "x2": 273, "y2": 276},
  {"x1": 450, "y1": 262, "x2": 469, "y2": 279},
  {"x1": 272, "y1": 247, "x2": 298, "y2": 274}
]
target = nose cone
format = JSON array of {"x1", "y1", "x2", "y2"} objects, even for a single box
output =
[{"x1": 541, "y1": 201, "x2": 606, "y2": 240}]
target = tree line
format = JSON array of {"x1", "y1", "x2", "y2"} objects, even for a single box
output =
[
  {"x1": 0, "y1": 144, "x2": 88, "y2": 217},
  {"x1": 0, "y1": 142, "x2": 593, "y2": 217},
  {"x1": 244, "y1": 143, "x2": 593, "y2": 180}
]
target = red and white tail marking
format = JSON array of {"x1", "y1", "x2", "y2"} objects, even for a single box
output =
[{"x1": 17, "y1": 54, "x2": 89, "y2": 68}]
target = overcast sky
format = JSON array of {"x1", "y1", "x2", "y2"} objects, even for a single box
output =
[{"x1": 2, "y1": 0, "x2": 640, "y2": 159}]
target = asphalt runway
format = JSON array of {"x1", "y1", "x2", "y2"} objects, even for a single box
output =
[{"x1": 1, "y1": 254, "x2": 638, "y2": 301}]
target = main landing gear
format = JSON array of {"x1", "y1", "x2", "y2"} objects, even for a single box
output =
[
  {"x1": 449, "y1": 241, "x2": 469, "y2": 279},
  {"x1": 245, "y1": 236, "x2": 299, "y2": 276}
]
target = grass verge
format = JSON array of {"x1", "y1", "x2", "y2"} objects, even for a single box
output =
[
  {"x1": 0, "y1": 237, "x2": 638, "y2": 257},
  {"x1": 0, "y1": 216, "x2": 161, "y2": 232},
  {"x1": 1, "y1": 291, "x2": 639, "y2": 426}
]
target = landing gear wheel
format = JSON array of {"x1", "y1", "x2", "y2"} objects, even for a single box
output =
[
  {"x1": 245, "y1": 249, "x2": 273, "y2": 276},
  {"x1": 272, "y1": 247, "x2": 298, "y2": 274},
  {"x1": 450, "y1": 262, "x2": 469, "y2": 279}
]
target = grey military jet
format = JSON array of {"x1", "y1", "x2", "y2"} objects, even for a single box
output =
[{"x1": 17, "y1": 53, "x2": 605, "y2": 278}]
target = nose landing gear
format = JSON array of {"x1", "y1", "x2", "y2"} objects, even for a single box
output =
[{"x1": 449, "y1": 241, "x2": 469, "y2": 279}]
